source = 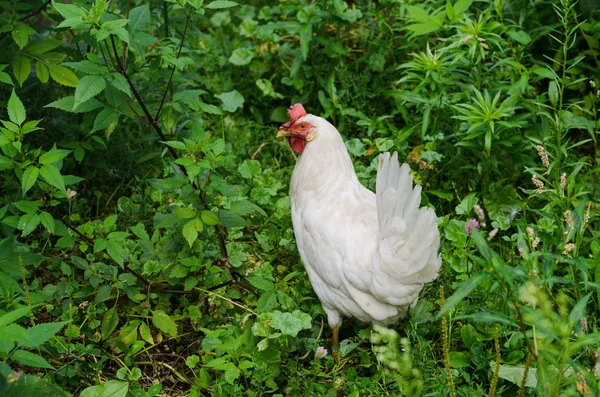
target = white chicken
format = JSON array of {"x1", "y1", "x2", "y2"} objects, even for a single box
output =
[{"x1": 276, "y1": 104, "x2": 442, "y2": 353}]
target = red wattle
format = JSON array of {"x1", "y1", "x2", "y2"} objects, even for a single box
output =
[{"x1": 289, "y1": 137, "x2": 306, "y2": 153}]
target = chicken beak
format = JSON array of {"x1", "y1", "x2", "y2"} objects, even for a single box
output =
[{"x1": 276, "y1": 127, "x2": 292, "y2": 138}]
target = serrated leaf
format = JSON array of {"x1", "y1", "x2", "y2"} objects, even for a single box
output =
[
  {"x1": 182, "y1": 218, "x2": 203, "y2": 247},
  {"x1": 139, "y1": 322, "x2": 154, "y2": 344},
  {"x1": 47, "y1": 63, "x2": 78, "y2": 87},
  {"x1": 7, "y1": 89, "x2": 26, "y2": 126},
  {"x1": 39, "y1": 211, "x2": 55, "y2": 233},
  {"x1": 152, "y1": 310, "x2": 178, "y2": 337},
  {"x1": 94, "y1": 285, "x2": 112, "y2": 304},
  {"x1": 12, "y1": 55, "x2": 31, "y2": 87},
  {"x1": 74, "y1": 75, "x2": 106, "y2": 107},
  {"x1": 246, "y1": 276, "x2": 274, "y2": 291},
  {"x1": 0, "y1": 155, "x2": 12, "y2": 171},
  {"x1": 92, "y1": 108, "x2": 118, "y2": 132},
  {"x1": 0, "y1": 306, "x2": 36, "y2": 328},
  {"x1": 24, "y1": 39, "x2": 64, "y2": 55},
  {"x1": 11, "y1": 24, "x2": 33, "y2": 50},
  {"x1": 21, "y1": 166, "x2": 39, "y2": 195},
  {"x1": 106, "y1": 241, "x2": 126, "y2": 266},
  {"x1": 206, "y1": 0, "x2": 239, "y2": 9},
  {"x1": 39, "y1": 146, "x2": 72, "y2": 165},
  {"x1": 35, "y1": 61, "x2": 50, "y2": 83},
  {"x1": 40, "y1": 164, "x2": 66, "y2": 192},
  {"x1": 18, "y1": 212, "x2": 40, "y2": 236},
  {"x1": 128, "y1": 4, "x2": 151, "y2": 35},
  {"x1": 270, "y1": 310, "x2": 312, "y2": 337},
  {"x1": 20, "y1": 322, "x2": 68, "y2": 349},
  {"x1": 53, "y1": 2, "x2": 87, "y2": 19},
  {"x1": 200, "y1": 210, "x2": 220, "y2": 225},
  {"x1": 11, "y1": 349, "x2": 53, "y2": 369},
  {"x1": 101, "y1": 307, "x2": 119, "y2": 340}
]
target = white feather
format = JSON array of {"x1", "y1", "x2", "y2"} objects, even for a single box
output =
[{"x1": 289, "y1": 115, "x2": 441, "y2": 329}]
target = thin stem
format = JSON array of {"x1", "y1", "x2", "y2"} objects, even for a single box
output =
[
  {"x1": 0, "y1": 0, "x2": 52, "y2": 42},
  {"x1": 155, "y1": 11, "x2": 191, "y2": 122},
  {"x1": 108, "y1": 36, "x2": 253, "y2": 295}
]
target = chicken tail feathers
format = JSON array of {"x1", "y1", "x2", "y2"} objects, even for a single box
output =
[{"x1": 372, "y1": 153, "x2": 441, "y2": 305}]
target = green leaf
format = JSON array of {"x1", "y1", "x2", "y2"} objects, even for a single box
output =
[
  {"x1": 455, "y1": 312, "x2": 518, "y2": 327},
  {"x1": 39, "y1": 146, "x2": 72, "y2": 165},
  {"x1": 94, "y1": 285, "x2": 112, "y2": 304},
  {"x1": 11, "y1": 349, "x2": 53, "y2": 369},
  {"x1": 53, "y1": 2, "x2": 87, "y2": 19},
  {"x1": 215, "y1": 90, "x2": 244, "y2": 112},
  {"x1": 139, "y1": 321, "x2": 154, "y2": 344},
  {"x1": 11, "y1": 23, "x2": 35, "y2": 50},
  {"x1": 238, "y1": 159, "x2": 262, "y2": 179},
  {"x1": 404, "y1": 5, "x2": 430, "y2": 22},
  {"x1": 0, "y1": 306, "x2": 36, "y2": 328},
  {"x1": 12, "y1": 55, "x2": 31, "y2": 87},
  {"x1": 20, "y1": 322, "x2": 68, "y2": 349},
  {"x1": 449, "y1": 351, "x2": 470, "y2": 368},
  {"x1": 568, "y1": 293, "x2": 592, "y2": 324},
  {"x1": 438, "y1": 273, "x2": 488, "y2": 317},
  {"x1": 101, "y1": 308, "x2": 119, "y2": 340},
  {"x1": 21, "y1": 166, "x2": 40, "y2": 195},
  {"x1": 455, "y1": 193, "x2": 478, "y2": 215},
  {"x1": 106, "y1": 241, "x2": 126, "y2": 266},
  {"x1": 299, "y1": 23, "x2": 312, "y2": 61},
  {"x1": 257, "y1": 291, "x2": 277, "y2": 311},
  {"x1": 453, "y1": 0, "x2": 473, "y2": 14},
  {"x1": 18, "y1": 212, "x2": 40, "y2": 236},
  {"x1": 507, "y1": 29, "x2": 532, "y2": 45},
  {"x1": 92, "y1": 108, "x2": 118, "y2": 132},
  {"x1": 228, "y1": 48, "x2": 254, "y2": 66},
  {"x1": 200, "y1": 210, "x2": 220, "y2": 226},
  {"x1": 40, "y1": 164, "x2": 66, "y2": 192},
  {"x1": 24, "y1": 39, "x2": 64, "y2": 55},
  {"x1": 13, "y1": 200, "x2": 41, "y2": 214},
  {"x1": 7, "y1": 89, "x2": 26, "y2": 126},
  {"x1": 35, "y1": 61, "x2": 50, "y2": 83},
  {"x1": 152, "y1": 310, "x2": 178, "y2": 337},
  {"x1": 74, "y1": 75, "x2": 106, "y2": 107},
  {"x1": 182, "y1": 218, "x2": 203, "y2": 248},
  {"x1": 270, "y1": 310, "x2": 312, "y2": 337},
  {"x1": 39, "y1": 211, "x2": 55, "y2": 233},
  {"x1": 206, "y1": 1, "x2": 239, "y2": 9},
  {"x1": 128, "y1": 4, "x2": 151, "y2": 35},
  {"x1": 246, "y1": 276, "x2": 274, "y2": 291},
  {"x1": 0, "y1": 71, "x2": 13, "y2": 86},
  {"x1": 47, "y1": 64, "x2": 79, "y2": 87},
  {"x1": 548, "y1": 80, "x2": 559, "y2": 107},
  {"x1": 495, "y1": 363, "x2": 537, "y2": 387},
  {"x1": 0, "y1": 155, "x2": 12, "y2": 171},
  {"x1": 80, "y1": 381, "x2": 129, "y2": 397}
]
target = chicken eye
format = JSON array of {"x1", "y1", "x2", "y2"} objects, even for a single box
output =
[{"x1": 299, "y1": 123, "x2": 306, "y2": 130}]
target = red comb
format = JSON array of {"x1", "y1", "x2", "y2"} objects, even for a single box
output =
[{"x1": 287, "y1": 103, "x2": 306, "y2": 122}]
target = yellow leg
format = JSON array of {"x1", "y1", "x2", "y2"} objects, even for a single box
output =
[{"x1": 332, "y1": 326, "x2": 340, "y2": 359}]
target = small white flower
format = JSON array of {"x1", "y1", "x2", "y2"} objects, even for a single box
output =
[{"x1": 66, "y1": 188, "x2": 77, "y2": 200}]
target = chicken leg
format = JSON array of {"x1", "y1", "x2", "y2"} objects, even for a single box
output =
[{"x1": 332, "y1": 326, "x2": 340, "y2": 359}]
